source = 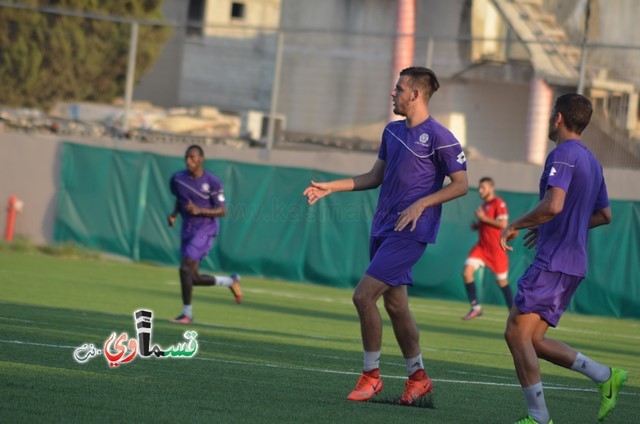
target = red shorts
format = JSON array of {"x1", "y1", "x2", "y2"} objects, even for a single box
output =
[{"x1": 465, "y1": 244, "x2": 509, "y2": 279}]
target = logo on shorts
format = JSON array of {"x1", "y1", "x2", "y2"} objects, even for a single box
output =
[
  {"x1": 201, "y1": 183, "x2": 210, "y2": 192},
  {"x1": 415, "y1": 133, "x2": 430, "y2": 146}
]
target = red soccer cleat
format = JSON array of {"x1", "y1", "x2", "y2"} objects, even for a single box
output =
[
  {"x1": 170, "y1": 314, "x2": 193, "y2": 324},
  {"x1": 399, "y1": 369, "x2": 433, "y2": 405},
  {"x1": 462, "y1": 307, "x2": 483, "y2": 320},
  {"x1": 347, "y1": 372, "x2": 383, "y2": 401},
  {"x1": 229, "y1": 273, "x2": 242, "y2": 304}
]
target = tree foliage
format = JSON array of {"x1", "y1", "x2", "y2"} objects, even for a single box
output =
[{"x1": 0, "y1": 0, "x2": 171, "y2": 108}]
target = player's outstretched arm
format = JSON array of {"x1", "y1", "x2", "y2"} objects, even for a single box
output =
[{"x1": 303, "y1": 159, "x2": 385, "y2": 205}]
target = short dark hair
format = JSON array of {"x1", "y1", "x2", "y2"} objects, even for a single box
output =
[
  {"x1": 554, "y1": 93, "x2": 592, "y2": 134},
  {"x1": 185, "y1": 144, "x2": 204, "y2": 158},
  {"x1": 479, "y1": 177, "x2": 494, "y2": 186},
  {"x1": 400, "y1": 67, "x2": 440, "y2": 98}
]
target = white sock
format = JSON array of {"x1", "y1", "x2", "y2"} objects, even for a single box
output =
[
  {"x1": 405, "y1": 353, "x2": 424, "y2": 376},
  {"x1": 571, "y1": 352, "x2": 611, "y2": 383},
  {"x1": 214, "y1": 276, "x2": 233, "y2": 287},
  {"x1": 363, "y1": 350, "x2": 380, "y2": 371},
  {"x1": 523, "y1": 382, "x2": 550, "y2": 424},
  {"x1": 182, "y1": 304, "x2": 193, "y2": 318},
  {"x1": 473, "y1": 304, "x2": 482, "y2": 311}
]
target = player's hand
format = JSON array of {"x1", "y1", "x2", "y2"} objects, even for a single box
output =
[
  {"x1": 470, "y1": 220, "x2": 479, "y2": 231},
  {"x1": 395, "y1": 200, "x2": 425, "y2": 232},
  {"x1": 168, "y1": 214, "x2": 177, "y2": 227},
  {"x1": 185, "y1": 201, "x2": 200, "y2": 215},
  {"x1": 500, "y1": 225, "x2": 519, "y2": 251},
  {"x1": 475, "y1": 206, "x2": 487, "y2": 221},
  {"x1": 523, "y1": 228, "x2": 538, "y2": 250},
  {"x1": 303, "y1": 181, "x2": 331, "y2": 205}
]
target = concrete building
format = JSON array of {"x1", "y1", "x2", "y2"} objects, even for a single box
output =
[{"x1": 135, "y1": 0, "x2": 640, "y2": 167}]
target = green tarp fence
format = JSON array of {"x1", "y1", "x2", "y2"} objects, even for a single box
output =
[{"x1": 54, "y1": 142, "x2": 640, "y2": 319}]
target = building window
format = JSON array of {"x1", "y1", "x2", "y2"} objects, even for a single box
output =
[
  {"x1": 231, "y1": 2, "x2": 246, "y2": 20},
  {"x1": 187, "y1": 0, "x2": 205, "y2": 37}
]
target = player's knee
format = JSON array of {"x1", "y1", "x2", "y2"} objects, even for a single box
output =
[
  {"x1": 462, "y1": 266, "x2": 474, "y2": 281},
  {"x1": 530, "y1": 336, "x2": 549, "y2": 356},
  {"x1": 531, "y1": 338, "x2": 542, "y2": 354},
  {"x1": 179, "y1": 259, "x2": 196, "y2": 276},
  {"x1": 503, "y1": 330, "x2": 514, "y2": 349},
  {"x1": 383, "y1": 298, "x2": 405, "y2": 318},
  {"x1": 504, "y1": 324, "x2": 519, "y2": 347},
  {"x1": 504, "y1": 328, "x2": 530, "y2": 353},
  {"x1": 352, "y1": 291, "x2": 374, "y2": 310}
]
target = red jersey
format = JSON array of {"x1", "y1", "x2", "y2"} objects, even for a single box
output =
[{"x1": 477, "y1": 196, "x2": 508, "y2": 251}]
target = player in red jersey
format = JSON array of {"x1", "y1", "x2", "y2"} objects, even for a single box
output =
[{"x1": 462, "y1": 177, "x2": 513, "y2": 319}]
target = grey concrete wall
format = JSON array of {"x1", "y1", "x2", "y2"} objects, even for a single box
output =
[
  {"x1": 2, "y1": 133, "x2": 638, "y2": 246},
  {"x1": 544, "y1": 0, "x2": 640, "y2": 86},
  {"x1": 134, "y1": 0, "x2": 188, "y2": 107},
  {"x1": 434, "y1": 78, "x2": 531, "y2": 160},
  {"x1": 0, "y1": 134, "x2": 63, "y2": 244},
  {"x1": 133, "y1": 0, "x2": 640, "y2": 165},
  {"x1": 179, "y1": 33, "x2": 277, "y2": 111}
]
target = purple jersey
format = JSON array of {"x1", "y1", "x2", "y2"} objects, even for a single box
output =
[
  {"x1": 170, "y1": 170, "x2": 226, "y2": 238},
  {"x1": 533, "y1": 140, "x2": 609, "y2": 277},
  {"x1": 372, "y1": 117, "x2": 467, "y2": 243}
]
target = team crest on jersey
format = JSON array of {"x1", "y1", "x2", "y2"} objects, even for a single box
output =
[
  {"x1": 415, "y1": 133, "x2": 430, "y2": 146},
  {"x1": 201, "y1": 183, "x2": 210, "y2": 192},
  {"x1": 217, "y1": 193, "x2": 225, "y2": 202}
]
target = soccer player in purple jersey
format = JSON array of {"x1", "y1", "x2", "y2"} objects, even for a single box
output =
[
  {"x1": 500, "y1": 94, "x2": 627, "y2": 424},
  {"x1": 303, "y1": 67, "x2": 468, "y2": 405},
  {"x1": 168, "y1": 145, "x2": 242, "y2": 324}
]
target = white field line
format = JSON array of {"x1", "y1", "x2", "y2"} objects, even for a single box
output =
[
  {"x1": 0, "y1": 338, "x2": 637, "y2": 397},
  {"x1": 242, "y1": 288, "x2": 640, "y2": 341},
  {"x1": 3, "y1": 283, "x2": 637, "y2": 341},
  {"x1": 0, "y1": 339, "x2": 78, "y2": 349}
]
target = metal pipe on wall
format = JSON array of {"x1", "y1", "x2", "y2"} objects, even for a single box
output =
[
  {"x1": 525, "y1": 77, "x2": 553, "y2": 165},
  {"x1": 389, "y1": 0, "x2": 416, "y2": 122}
]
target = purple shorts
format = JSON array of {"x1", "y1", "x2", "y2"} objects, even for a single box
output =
[
  {"x1": 515, "y1": 265, "x2": 583, "y2": 327},
  {"x1": 365, "y1": 236, "x2": 427, "y2": 287},
  {"x1": 181, "y1": 232, "x2": 214, "y2": 262}
]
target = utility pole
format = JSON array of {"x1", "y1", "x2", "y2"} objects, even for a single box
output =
[
  {"x1": 266, "y1": 30, "x2": 284, "y2": 150},
  {"x1": 123, "y1": 21, "x2": 139, "y2": 131},
  {"x1": 577, "y1": 0, "x2": 591, "y2": 95}
]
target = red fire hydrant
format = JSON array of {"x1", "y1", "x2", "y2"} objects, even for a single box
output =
[{"x1": 4, "y1": 196, "x2": 24, "y2": 242}]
